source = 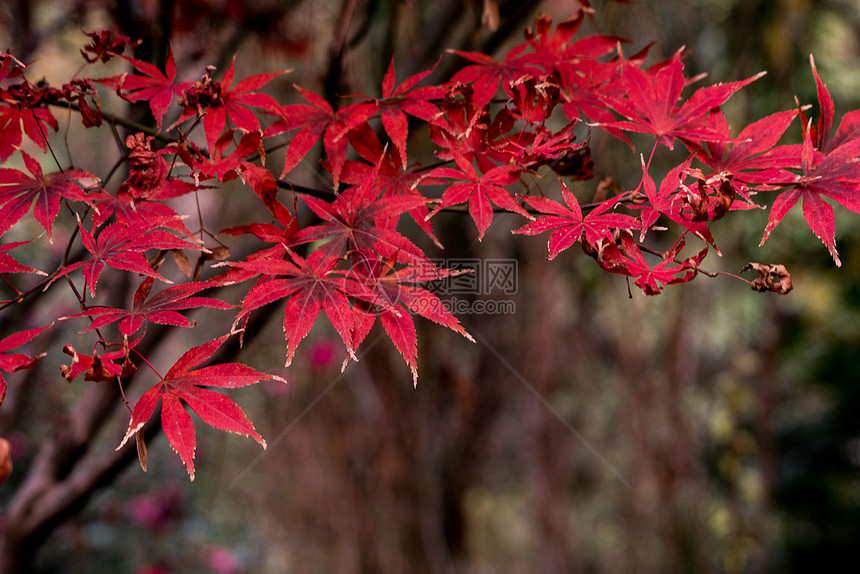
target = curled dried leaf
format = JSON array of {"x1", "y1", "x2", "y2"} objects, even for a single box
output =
[
  {"x1": 595, "y1": 176, "x2": 622, "y2": 203},
  {"x1": 482, "y1": 0, "x2": 500, "y2": 31},
  {"x1": 712, "y1": 178, "x2": 735, "y2": 220},
  {"x1": 136, "y1": 431, "x2": 148, "y2": 472},
  {"x1": 209, "y1": 246, "x2": 231, "y2": 261},
  {"x1": 741, "y1": 262, "x2": 793, "y2": 294},
  {"x1": 687, "y1": 179, "x2": 710, "y2": 222},
  {"x1": 683, "y1": 170, "x2": 735, "y2": 222},
  {"x1": 81, "y1": 29, "x2": 141, "y2": 63},
  {"x1": 171, "y1": 249, "x2": 192, "y2": 277},
  {"x1": 551, "y1": 144, "x2": 594, "y2": 179},
  {"x1": 0, "y1": 438, "x2": 11, "y2": 486}
]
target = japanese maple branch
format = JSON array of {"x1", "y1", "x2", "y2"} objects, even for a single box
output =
[
  {"x1": 47, "y1": 101, "x2": 172, "y2": 144},
  {"x1": 0, "y1": 210, "x2": 87, "y2": 313},
  {"x1": 636, "y1": 242, "x2": 753, "y2": 287}
]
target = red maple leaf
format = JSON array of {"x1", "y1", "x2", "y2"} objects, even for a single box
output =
[
  {"x1": 290, "y1": 152, "x2": 429, "y2": 263},
  {"x1": 447, "y1": 45, "x2": 538, "y2": 110},
  {"x1": 185, "y1": 129, "x2": 277, "y2": 209},
  {"x1": 758, "y1": 57, "x2": 860, "y2": 266},
  {"x1": 0, "y1": 238, "x2": 47, "y2": 275},
  {"x1": 634, "y1": 157, "x2": 723, "y2": 253},
  {"x1": 557, "y1": 57, "x2": 621, "y2": 124},
  {"x1": 615, "y1": 234, "x2": 701, "y2": 295},
  {"x1": 377, "y1": 58, "x2": 446, "y2": 169},
  {"x1": 226, "y1": 248, "x2": 358, "y2": 367},
  {"x1": 598, "y1": 49, "x2": 765, "y2": 149},
  {"x1": 0, "y1": 53, "x2": 26, "y2": 84},
  {"x1": 513, "y1": 179, "x2": 637, "y2": 259},
  {"x1": 695, "y1": 109, "x2": 800, "y2": 192},
  {"x1": 188, "y1": 129, "x2": 261, "y2": 180},
  {"x1": 97, "y1": 48, "x2": 190, "y2": 130},
  {"x1": 0, "y1": 323, "x2": 51, "y2": 407},
  {"x1": 220, "y1": 197, "x2": 298, "y2": 246},
  {"x1": 428, "y1": 84, "x2": 514, "y2": 172},
  {"x1": 0, "y1": 98, "x2": 59, "y2": 163},
  {"x1": 118, "y1": 334, "x2": 275, "y2": 480},
  {"x1": 50, "y1": 218, "x2": 203, "y2": 297},
  {"x1": 88, "y1": 190, "x2": 195, "y2": 238},
  {"x1": 520, "y1": 11, "x2": 623, "y2": 70},
  {"x1": 801, "y1": 55, "x2": 860, "y2": 154},
  {"x1": 425, "y1": 152, "x2": 529, "y2": 240},
  {"x1": 635, "y1": 157, "x2": 689, "y2": 239},
  {"x1": 342, "y1": 123, "x2": 441, "y2": 246},
  {"x1": 490, "y1": 119, "x2": 587, "y2": 174},
  {"x1": 760, "y1": 124, "x2": 860, "y2": 266},
  {"x1": 348, "y1": 254, "x2": 474, "y2": 386},
  {"x1": 267, "y1": 86, "x2": 377, "y2": 188},
  {"x1": 172, "y1": 55, "x2": 288, "y2": 150},
  {"x1": 0, "y1": 151, "x2": 100, "y2": 242},
  {"x1": 61, "y1": 276, "x2": 233, "y2": 336}
]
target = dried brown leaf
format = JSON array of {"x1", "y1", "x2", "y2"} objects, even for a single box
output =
[
  {"x1": 0, "y1": 438, "x2": 12, "y2": 485},
  {"x1": 741, "y1": 262, "x2": 793, "y2": 294},
  {"x1": 136, "y1": 431, "x2": 148, "y2": 472}
]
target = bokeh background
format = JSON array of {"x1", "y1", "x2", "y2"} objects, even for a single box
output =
[{"x1": 1, "y1": 0, "x2": 859, "y2": 572}]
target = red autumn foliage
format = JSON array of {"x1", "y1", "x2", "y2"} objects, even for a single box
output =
[{"x1": 1, "y1": 7, "x2": 858, "y2": 484}]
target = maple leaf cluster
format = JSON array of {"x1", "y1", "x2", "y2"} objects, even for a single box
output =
[{"x1": 2, "y1": 8, "x2": 860, "y2": 480}]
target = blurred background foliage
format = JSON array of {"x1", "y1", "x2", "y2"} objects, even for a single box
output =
[{"x1": 1, "y1": 0, "x2": 859, "y2": 572}]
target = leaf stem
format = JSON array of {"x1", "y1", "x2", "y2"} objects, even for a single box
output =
[{"x1": 132, "y1": 348, "x2": 164, "y2": 381}]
